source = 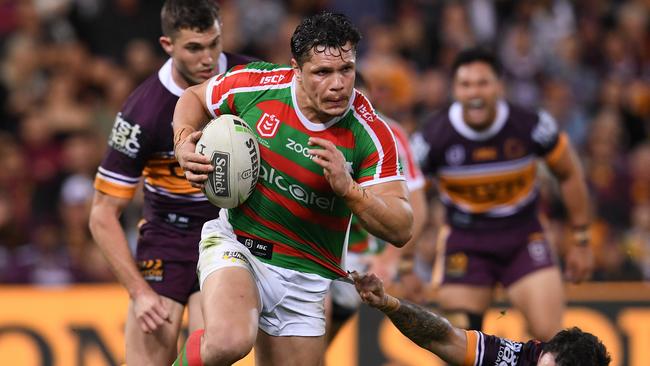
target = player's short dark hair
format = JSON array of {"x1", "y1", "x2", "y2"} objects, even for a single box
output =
[
  {"x1": 451, "y1": 47, "x2": 502, "y2": 78},
  {"x1": 290, "y1": 12, "x2": 361, "y2": 67},
  {"x1": 161, "y1": 0, "x2": 220, "y2": 38},
  {"x1": 543, "y1": 327, "x2": 611, "y2": 366}
]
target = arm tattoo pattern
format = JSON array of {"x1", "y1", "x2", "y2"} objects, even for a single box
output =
[{"x1": 386, "y1": 300, "x2": 453, "y2": 349}]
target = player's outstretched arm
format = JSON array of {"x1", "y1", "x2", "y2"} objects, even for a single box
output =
[
  {"x1": 89, "y1": 192, "x2": 171, "y2": 333},
  {"x1": 353, "y1": 272, "x2": 467, "y2": 365},
  {"x1": 173, "y1": 82, "x2": 214, "y2": 188}
]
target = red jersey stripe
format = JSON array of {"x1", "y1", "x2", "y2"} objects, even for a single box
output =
[{"x1": 257, "y1": 184, "x2": 348, "y2": 231}]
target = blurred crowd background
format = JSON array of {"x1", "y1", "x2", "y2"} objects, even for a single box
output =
[{"x1": 0, "y1": 0, "x2": 648, "y2": 287}]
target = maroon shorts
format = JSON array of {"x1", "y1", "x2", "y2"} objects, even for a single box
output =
[
  {"x1": 135, "y1": 221, "x2": 202, "y2": 305},
  {"x1": 436, "y1": 219, "x2": 556, "y2": 288}
]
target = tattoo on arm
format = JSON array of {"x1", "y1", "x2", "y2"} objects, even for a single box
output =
[{"x1": 386, "y1": 300, "x2": 453, "y2": 350}]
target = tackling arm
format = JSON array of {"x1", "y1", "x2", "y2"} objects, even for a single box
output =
[{"x1": 353, "y1": 272, "x2": 467, "y2": 365}]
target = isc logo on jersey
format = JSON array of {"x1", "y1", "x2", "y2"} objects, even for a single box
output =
[
  {"x1": 259, "y1": 74, "x2": 285, "y2": 85},
  {"x1": 109, "y1": 113, "x2": 142, "y2": 158}
]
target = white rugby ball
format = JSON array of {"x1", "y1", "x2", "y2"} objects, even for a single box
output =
[{"x1": 195, "y1": 114, "x2": 260, "y2": 208}]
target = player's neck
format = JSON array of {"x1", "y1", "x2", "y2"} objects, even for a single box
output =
[{"x1": 171, "y1": 64, "x2": 192, "y2": 91}]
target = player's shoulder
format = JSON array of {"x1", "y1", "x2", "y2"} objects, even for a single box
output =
[
  {"x1": 351, "y1": 90, "x2": 384, "y2": 125},
  {"x1": 469, "y1": 330, "x2": 544, "y2": 366},
  {"x1": 120, "y1": 69, "x2": 177, "y2": 130},
  {"x1": 506, "y1": 102, "x2": 544, "y2": 130},
  {"x1": 223, "y1": 51, "x2": 258, "y2": 69},
  {"x1": 216, "y1": 61, "x2": 293, "y2": 89}
]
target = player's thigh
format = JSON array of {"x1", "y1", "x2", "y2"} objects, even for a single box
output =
[
  {"x1": 255, "y1": 331, "x2": 326, "y2": 366},
  {"x1": 125, "y1": 296, "x2": 185, "y2": 365},
  {"x1": 437, "y1": 284, "x2": 493, "y2": 313},
  {"x1": 187, "y1": 290, "x2": 204, "y2": 332},
  {"x1": 506, "y1": 266, "x2": 564, "y2": 341},
  {"x1": 201, "y1": 266, "x2": 260, "y2": 343}
]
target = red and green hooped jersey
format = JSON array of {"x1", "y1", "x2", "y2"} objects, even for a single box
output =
[
  {"x1": 204, "y1": 62, "x2": 404, "y2": 279},
  {"x1": 348, "y1": 118, "x2": 426, "y2": 254}
]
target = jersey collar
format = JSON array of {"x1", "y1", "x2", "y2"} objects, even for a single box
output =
[
  {"x1": 448, "y1": 99, "x2": 509, "y2": 141},
  {"x1": 290, "y1": 74, "x2": 354, "y2": 132},
  {"x1": 159, "y1": 53, "x2": 227, "y2": 97}
]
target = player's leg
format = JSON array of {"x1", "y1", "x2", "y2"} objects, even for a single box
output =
[
  {"x1": 501, "y1": 221, "x2": 564, "y2": 341},
  {"x1": 173, "y1": 231, "x2": 262, "y2": 366},
  {"x1": 255, "y1": 265, "x2": 331, "y2": 366},
  {"x1": 256, "y1": 332, "x2": 326, "y2": 366},
  {"x1": 325, "y1": 287, "x2": 359, "y2": 343},
  {"x1": 506, "y1": 267, "x2": 564, "y2": 341},
  {"x1": 432, "y1": 227, "x2": 494, "y2": 330},
  {"x1": 199, "y1": 266, "x2": 260, "y2": 365},
  {"x1": 437, "y1": 285, "x2": 492, "y2": 330},
  {"x1": 125, "y1": 296, "x2": 185, "y2": 365},
  {"x1": 187, "y1": 290, "x2": 204, "y2": 332}
]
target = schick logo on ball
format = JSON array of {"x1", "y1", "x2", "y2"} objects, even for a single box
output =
[{"x1": 210, "y1": 152, "x2": 230, "y2": 197}]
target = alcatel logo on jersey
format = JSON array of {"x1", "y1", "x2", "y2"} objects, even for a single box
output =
[
  {"x1": 257, "y1": 113, "x2": 281, "y2": 138},
  {"x1": 260, "y1": 74, "x2": 285, "y2": 85},
  {"x1": 259, "y1": 166, "x2": 335, "y2": 211},
  {"x1": 109, "y1": 113, "x2": 142, "y2": 158}
]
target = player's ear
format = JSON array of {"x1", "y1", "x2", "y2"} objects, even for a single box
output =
[
  {"x1": 159, "y1": 36, "x2": 173, "y2": 55},
  {"x1": 291, "y1": 58, "x2": 301, "y2": 82}
]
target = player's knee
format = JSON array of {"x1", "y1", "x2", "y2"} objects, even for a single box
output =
[{"x1": 200, "y1": 330, "x2": 254, "y2": 366}]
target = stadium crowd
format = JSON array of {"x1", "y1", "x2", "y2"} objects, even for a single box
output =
[{"x1": 0, "y1": 0, "x2": 648, "y2": 287}]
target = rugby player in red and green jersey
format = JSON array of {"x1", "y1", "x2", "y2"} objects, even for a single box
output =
[
  {"x1": 171, "y1": 12, "x2": 413, "y2": 366},
  {"x1": 88, "y1": 1, "x2": 254, "y2": 365},
  {"x1": 353, "y1": 272, "x2": 611, "y2": 366}
]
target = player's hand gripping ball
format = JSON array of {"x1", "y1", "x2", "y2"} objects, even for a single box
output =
[{"x1": 195, "y1": 114, "x2": 260, "y2": 208}]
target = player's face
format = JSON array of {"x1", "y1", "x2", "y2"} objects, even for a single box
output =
[
  {"x1": 537, "y1": 352, "x2": 557, "y2": 366},
  {"x1": 160, "y1": 21, "x2": 223, "y2": 88},
  {"x1": 293, "y1": 43, "x2": 356, "y2": 121},
  {"x1": 453, "y1": 61, "x2": 503, "y2": 131}
]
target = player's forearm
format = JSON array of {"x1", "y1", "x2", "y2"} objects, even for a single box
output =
[
  {"x1": 559, "y1": 166, "x2": 590, "y2": 228},
  {"x1": 89, "y1": 209, "x2": 149, "y2": 298},
  {"x1": 173, "y1": 85, "x2": 210, "y2": 151},
  {"x1": 402, "y1": 187, "x2": 428, "y2": 255},
  {"x1": 345, "y1": 182, "x2": 413, "y2": 245},
  {"x1": 380, "y1": 296, "x2": 466, "y2": 364}
]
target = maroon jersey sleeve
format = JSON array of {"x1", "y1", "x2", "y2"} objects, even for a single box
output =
[{"x1": 463, "y1": 330, "x2": 544, "y2": 366}]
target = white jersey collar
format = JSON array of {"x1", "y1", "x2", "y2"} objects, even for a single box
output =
[
  {"x1": 159, "y1": 53, "x2": 228, "y2": 97},
  {"x1": 449, "y1": 100, "x2": 509, "y2": 141},
  {"x1": 290, "y1": 75, "x2": 354, "y2": 131}
]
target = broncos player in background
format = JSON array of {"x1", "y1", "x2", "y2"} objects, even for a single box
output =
[
  {"x1": 88, "y1": 1, "x2": 254, "y2": 364},
  {"x1": 421, "y1": 47, "x2": 594, "y2": 341},
  {"x1": 354, "y1": 271, "x2": 610, "y2": 366}
]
